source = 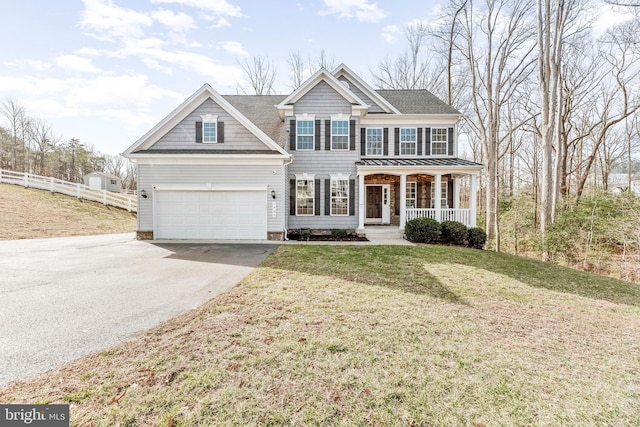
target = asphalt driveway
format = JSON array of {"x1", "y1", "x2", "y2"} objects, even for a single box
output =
[{"x1": 0, "y1": 234, "x2": 278, "y2": 387}]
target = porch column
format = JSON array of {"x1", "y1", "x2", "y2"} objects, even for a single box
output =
[
  {"x1": 358, "y1": 173, "x2": 365, "y2": 231},
  {"x1": 434, "y1": 173, "x2": 442, "y2": 222},
  {"x1": 453, "y1": 176, "x2": 460, "y2": 209},
  {"x1": 399, "y1": 174, "x2": 407, "y2": 228},
  {"x1": 470, "y1": 173, "x2": 478, "y2": 227}
]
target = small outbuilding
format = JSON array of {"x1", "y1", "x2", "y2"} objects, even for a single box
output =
[{"x1": 84, "y1": 171, "x2": 122, "y2": 192}]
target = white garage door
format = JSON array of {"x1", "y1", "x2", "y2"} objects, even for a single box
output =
[{"x1": 155, "y1": 190, "x2": 267, "y2": 239}]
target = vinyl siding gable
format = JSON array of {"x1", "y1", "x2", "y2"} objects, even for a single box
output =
[
  {"x1": 149, "y1": 98, "x2": 269, "y2": 151},
  {"x1": 293, "y1": 81, "x2": 352, "y2": 115}
]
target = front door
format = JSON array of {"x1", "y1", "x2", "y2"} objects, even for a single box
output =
[{"x1": 366, "y1": 186, "x2": 382, "y2": 219}]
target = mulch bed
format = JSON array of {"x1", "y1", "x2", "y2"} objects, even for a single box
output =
[{"x1": 286, "y1": 233, "x2": 369, "y2": 242}]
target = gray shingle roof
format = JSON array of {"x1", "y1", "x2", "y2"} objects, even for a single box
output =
[
  {"x1": 223, "y1": 95, "x2": 287, "y2": 148},
  {"x1": 357, "y1": 158, "x2": 482, "y2": 167},
  {"x1": 375, "y1": 90, "x2": 461, "y2": 115},
  {"x1": 222, "y1": 90, "x2": 460, "y2": 148}
]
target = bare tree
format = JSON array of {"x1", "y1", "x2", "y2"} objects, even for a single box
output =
[
  {"x1": 453, "y1": 0, "x2": 537, "y2": 248},
  {"x1": 287, "y1": 50, "x2": 306, "y2": 90},
  {"x1": 572, "y1": 20, "x2": 640, "y2": 199},
  {"x1": 536, "y1": 0, "x2": 573, "y2": 244},
  {"x1": 26, "y1": 117, "x2": 59, "y2": 175},
  {"x1": 1, "y1": 98, "x2": 26, "y2": 171},
  {"x1": 237, "y1": 56, "x2": 277, "y2": 95},
  {"x1": 312, "y1": 49, "x2": 336, "y2": 72},
  {"x1": 371, "y1": 22, "x2": 439, "y2": 90}
]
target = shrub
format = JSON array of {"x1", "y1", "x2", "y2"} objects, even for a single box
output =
[
  {"x1": 331, "y1": 229, "x2": 348, "y2": 239},
  {"x1": 404, "y1": 217, "x2": 441, "y2": 243},
  {"x1": 467, "y1": 227, "x2": 487, "y2": 249},
  {"x1": 440, "y1": 221, "x2": 468, "y2": 246}
]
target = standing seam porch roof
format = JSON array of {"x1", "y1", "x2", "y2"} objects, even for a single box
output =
[{"x1": 357, "y1": 158, "x2": 482, "y2": 167}]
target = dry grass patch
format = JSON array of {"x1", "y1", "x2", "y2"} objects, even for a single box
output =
[
  {"x1": 1, "y1": 245, "x2": 639, "y2": 426},
  {"x1": 0, "y1": 183, "x2": 136, "y2": 239}
]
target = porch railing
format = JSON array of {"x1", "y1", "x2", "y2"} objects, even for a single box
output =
[{"x1": 405, "y1": 208, "x2": 472, "y2": 227}]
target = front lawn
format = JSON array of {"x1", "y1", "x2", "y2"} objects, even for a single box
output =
[{"x1": 1, "y1": 245, "x2": 639, "y2": 426}]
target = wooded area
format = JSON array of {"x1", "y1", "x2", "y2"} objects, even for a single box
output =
[
  {"x1": 238, "y1": 0, "x2": 640, "y2": 280},
  {"x1": 0, "y1": 99, "x2": 136, "y2": 190}
]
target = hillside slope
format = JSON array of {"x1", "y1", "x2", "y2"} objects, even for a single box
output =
[
  {"x1": 1, "y1": 245, "x2": 638, "y2": 426},
  {"x1": 0, "y1": 183, "x2": 136, "y2": 240}
]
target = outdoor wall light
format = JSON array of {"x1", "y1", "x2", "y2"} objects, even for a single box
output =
[
  {"x1": 271, "y1": 190, "x2": 276, "y2": 199},
  {"x1": 141, "y1": 189, "x2": 148, "y2": 199}
]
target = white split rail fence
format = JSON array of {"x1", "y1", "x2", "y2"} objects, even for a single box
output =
[{"x1": 0, "y1": 168, "x2": 137, "y2": 213}]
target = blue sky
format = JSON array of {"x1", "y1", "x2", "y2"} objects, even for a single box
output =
[
  {"x1": 0, "y1": 0, "x2": 447, "y2": 156},
  {"x1": 0, "y1": 0, "x2": 626, "y2": 157}
]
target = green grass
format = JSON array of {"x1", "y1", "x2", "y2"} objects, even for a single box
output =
[{"x1": 1, "y1": 245, "x2": 639, "y2": 426}]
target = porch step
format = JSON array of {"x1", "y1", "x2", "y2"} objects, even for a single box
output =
[{"x1": 363, "y1": 227, "x2": 404, "y2": 239}]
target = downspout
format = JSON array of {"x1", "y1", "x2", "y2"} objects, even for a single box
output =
[{"x1": 282, "y1": 155, "x2": 294, "y2": 240}]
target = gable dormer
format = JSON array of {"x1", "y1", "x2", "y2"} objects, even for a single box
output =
[
  {"x1": 276, "y1": 68, "x2": 369, "y2": 120},
  {"x1": 332, "y1": 64, "x2": 401, "y2": 115},
  {"x1": 124, "y1": 84, "x2": 288, "y2": 158}
]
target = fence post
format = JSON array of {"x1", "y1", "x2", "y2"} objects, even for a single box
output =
[
  {"x1": 50, "y1": 177, "x2": 54, "y2": 192},
  {"x1": 76, "y1": 183, "x2": 81, "y2": 198},
  {"x1": 103, "y1": 190, "x2": 107, "y2": 205},
  {"x1": 24, "y1": 172, "x2": 29, "y2": 188},
  {"x1": 128, "y1": 197, "x2": 132, "y2": 212},
  {"x1": 0, "y1": 169, "x2": 3, "y2": 183}
]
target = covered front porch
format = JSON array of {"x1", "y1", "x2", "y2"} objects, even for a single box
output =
[{"x1": 355, "y1": 158, "x2": 482, "y2": 231}]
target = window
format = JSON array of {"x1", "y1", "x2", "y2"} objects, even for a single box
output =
[
  {"x1": 331, "y1": 179, "x2": 349, "y2": 215},
  {"x1": 331, "y1": 119, "x2": 349, "y2": 150},
  {"x1": 297, "y1": 120, "x2": 314, "y2": 150},
  {"x1": 296, "y1": 179, "x2": 314, "y2": 215},
  {"x1": 431, "y1": 128, "x2": 448, "y2": 155},
  {"x1": 406, "y1": 182, "x2": 417, "y2": 208},
  {"x1": 110, "y1": 179, "x2": 117, "y2": 185},
  {"x1": 400, "y1": 128, "x2": 417, "y2": 156},
  {"x1": 366, "y1": 128, "x2": 383, "y2": 156},
  {"x1": 203, "y1": 122, "x2": 217, "y2": 143},
  {"x1": 431, "y1": 182, "x2": 448, "y2": 208}
]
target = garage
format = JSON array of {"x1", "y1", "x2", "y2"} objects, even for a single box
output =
[{"x1": 154, "y1": 189, "x2": 267, "y2": 239}]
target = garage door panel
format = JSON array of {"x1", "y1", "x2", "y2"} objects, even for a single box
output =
[{"x1": 155, "y1": 190, "x2": 267, "y2": 239}]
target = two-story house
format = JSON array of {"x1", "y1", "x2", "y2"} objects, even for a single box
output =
[{"x1": 123, "y1": 64, "x2": 482, "y2": 240}]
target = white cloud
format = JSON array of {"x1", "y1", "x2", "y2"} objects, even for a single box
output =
[
  {"x1": 75, "y1": 47, "x2": 101, "y2": 56},
  {"x1": 381, "y1": 25, "x2": 401, "y2": 43},
  {"x1": 142, "y1": 58, "x2": 174, "y2": 74},
  {"x1": 207, "y1": 17, "x2": 231, "y2": 28},
  {"x1": 151, "y1": 9, "x2": 196, "y2": 32},
  {"x1": 55, "y1": 54, "x2": 101, "y2": 73},
  {"x1": 321, "y1": 0, "x2": 387, "y2": 23},
  {"x1": 590, "y1": 2, "x2": 634, "y2": 37},
  {"x1": 150, "y1": 0, "x2": 242, "y2": 17},
  {"x1": 80, "y1": 0, "x2": 153, "y2": 40},
  {"x1": 219, "y1": 41, "x2": 249, "y2": 57}
]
